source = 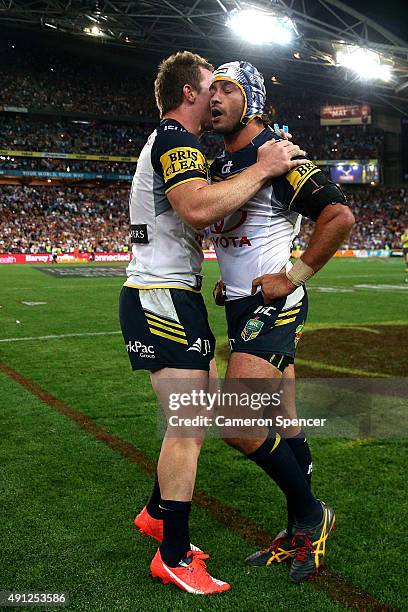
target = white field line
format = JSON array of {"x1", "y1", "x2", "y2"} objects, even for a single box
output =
[{"x1": 0, "y1": 331, "x2": 121, "y2": 343}]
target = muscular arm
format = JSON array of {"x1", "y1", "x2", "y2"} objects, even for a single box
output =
[
  {"x1": 251, "y1": 162, "x2": 355, "y2": 302},
  {"x1": 168, "y1": 166, "x2": 265, "y2": 230},
  {"x1": 168, "y1": 139, "x2": 306, "y2": 230},
  {"x1": 252, "y1": 203, "x2": 354, "y2": 302},
  {"x1": 298, "y1": 203, "x2": 355, "y2": 272}
]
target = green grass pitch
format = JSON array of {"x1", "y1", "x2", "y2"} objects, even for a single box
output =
[{"x1": 0, "y1": 258, "x2": 407, "y2": 611}]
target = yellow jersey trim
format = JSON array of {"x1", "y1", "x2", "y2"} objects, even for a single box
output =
[
  {"x1": 164, "y1": 176, "x2": 207, "y2": 194},
  {"x1": 278, "y1": 308, "x2": 300, "y2": 317},
  {"x1": 123, "y1": 282, "x2": 201, "y2": 293},
  {"x1": 271, "y1": 432, "x2": 281, "y2": 452}
]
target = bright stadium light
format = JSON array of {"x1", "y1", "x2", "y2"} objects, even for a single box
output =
[
  {"x1": 336, "y1": 45, "x2": 393, "y2": 82},
  {"x1": 83, "y1": 25, "x2": 105, "y2": 37},
  {"x1": 226, "y1": 9, "x2": 296, "y2": 45}
]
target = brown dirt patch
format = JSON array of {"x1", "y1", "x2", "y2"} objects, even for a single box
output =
[
  {"x1": 297, "y1": 325, "x2": 408, "y2": 377},
  {"x1": 218, "y1": 326, "x2": 408, "y2": 377}
]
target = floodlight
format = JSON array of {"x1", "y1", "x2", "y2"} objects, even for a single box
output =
[
  {"x1": 226, "y1": 9, "x2": 296, "y2": 45},
  {"x1": 83, "y1": 25, "x2": 105, "y2": 37},
  {"x1": 336, "y1": 45, "x2": 392, "y2": 82}
]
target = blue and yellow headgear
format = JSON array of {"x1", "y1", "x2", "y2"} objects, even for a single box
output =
[{"x1": 211, "y1": 60, "x2": 266, "y2": 126}]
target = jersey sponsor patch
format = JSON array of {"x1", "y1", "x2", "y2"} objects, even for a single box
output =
[
  {"x1": 130, "y1": 224, "x2": 149, "y2": 244},
  {"x1": 160, "y1": 147, "x2": 207, "y2": 185},
  {"x1": 286, "y1": 161, "x2": 320, "y2": 204}
]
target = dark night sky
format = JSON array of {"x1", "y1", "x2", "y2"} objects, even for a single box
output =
[{"x1": 343, "y1": 0, "x2": 408, "y2": 39}]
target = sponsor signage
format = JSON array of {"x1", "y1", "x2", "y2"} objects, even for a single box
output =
[
  {"x1": 0, "y1": 169, "x2": 133, "y2": 180},
  {"x1": 0, "y1": 250, "x2": 393, "y2": 265},
  {"x1": 0, "y1": 252, "x2": 132, "y2": 264},
  {"x1": 0, "y1": 149, "x2": 138, "y2": 162},
  {"x1": 329, "y1": 161, "x2": 380, "y2": 184},
  {"x1": 320, "y1": 104, "x2": 372, "y2": 125}
]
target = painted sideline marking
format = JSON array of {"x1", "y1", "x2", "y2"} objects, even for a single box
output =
[
  {"x1": 296, "y1": 358, "x2": 391, "y2": 378},
  {"x1": 0, "y1": 331, "x2": 121, "y2": 343}
]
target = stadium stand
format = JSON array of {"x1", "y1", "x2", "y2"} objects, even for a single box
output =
[
  {"x1": 0, "y1": 116, "x2": 383, "y2": 161},
  {"x1": 298, "y1": 187, "x2": 408, "y2": 250},
  {"x1": 1, "y1": 184, "x2": 406, "y2": 254},
  {"x1": 0, "y1": 35, "x2": 403, "y2": 256},
  {"x1": 0, "y1": 185, "x2": 129, "y2": 254}
]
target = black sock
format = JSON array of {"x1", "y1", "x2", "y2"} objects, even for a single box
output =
[
  {"x1": 286, "y1": 431, "x2": 313, "y2": 533},
  {"x1": 146, "y1": 475, "x2": 162, "y2": 520},
  {"x1": 247, "y1": 434, "x2": 321, "y2": 526},
  {"x1": 159, "y1": 500, "x2": 191, "y2": 567},
  {"x1": 287, "y1": 431, "x2": 313, "y2": 486}
]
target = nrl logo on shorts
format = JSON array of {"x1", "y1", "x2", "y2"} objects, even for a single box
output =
[
  {"x1": 294, "y1": 322, "x2": 305, "y2": 347},
  {"x1": 241, "y1": 317, "x2": 264, "y2": 342}
]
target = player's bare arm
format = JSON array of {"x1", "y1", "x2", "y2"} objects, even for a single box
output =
[
  {"x1": 252, "y1": 204, "x2": 355, "y2": 302},
  {"x1": 252, "y1": 161, "x2": 355, "y2": 303},
  {"x1": 167, "y1": 139, "x2": 306, "y2": 230}
]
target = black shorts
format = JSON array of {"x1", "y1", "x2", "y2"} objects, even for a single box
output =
[
  {"x1": 225, "y1": 290, "x2": 308, "y2": 372},
  {"x1": 119, "y1": 286, "x2": 215, "y2": 371},
  {"x1": 403, "y1": 247, "x2": 408, "y2": 258}
]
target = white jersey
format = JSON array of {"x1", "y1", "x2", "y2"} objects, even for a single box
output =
[
  {"x1": 209, "y1": 183, "x2": 304, "y2": 308},
  {"x1": 125, "y1": 119, "x2": 209, "y2": 291},
  {"x1": 208, "y1": 127, "x2": 345, "y2": 308}
]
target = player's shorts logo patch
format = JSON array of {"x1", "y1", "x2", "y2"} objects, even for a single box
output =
[
  {"x1": 241, "y1": 317, "x2": 264, "y2": 342},
  {"x1": 187, "y1": 337, "x2": 211, "y2": 356},
  {"x1": 126, "y1": 340, "x2": 155, "y2": 358},
  {"x1": 294, "y1": 322, "x2": 305, "y2": 347}
]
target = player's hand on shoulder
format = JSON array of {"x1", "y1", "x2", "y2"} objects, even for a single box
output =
[
  {"x1": 213, "y1": 279, "x2": 226, "y2": 306},
  {"x1": 251, "y1": 271, "x2": 297, "y2": 304},
  {"x1": 257, "y1": 139, "x2": 307, "y2": 179}
]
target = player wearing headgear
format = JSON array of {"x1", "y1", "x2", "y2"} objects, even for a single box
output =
[
  {"x1": 209, "y1": 61, "x2": 355, "y2": 582},
  {"x1": 119, "y1": 51, "x2": 307, "y2": 595}
]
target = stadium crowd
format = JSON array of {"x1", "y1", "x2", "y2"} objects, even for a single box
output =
[
  {"x1": 0, "y1": 116, "x2": 383, "y2": 162},
  {"x1": 0, "y1": 117, "x2": 152, "y2": 156},
  {"x1": 0, "y1": 42, "x2": 158, "y2": 118},
  {"x1": 0, "y1": 185, "x2": 129, "y2": 254},
  {"x1": 1, "y1": 185, "x2": 406, "y2": 254},
  {"x1": 0, "y1": 40, "x2": 383, "y2": 162},
  {"x1": 297, "y1": 187, "x2": 408, "y2": 250}
]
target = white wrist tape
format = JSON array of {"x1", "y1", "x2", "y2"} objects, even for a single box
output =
[{"x1": 286, "y1": 259, "x2": 315, "y2": 287}]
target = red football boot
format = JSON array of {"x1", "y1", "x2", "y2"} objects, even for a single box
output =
[{"x1": 150, "y1": 548, "x2": 230, "y2": 595}]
